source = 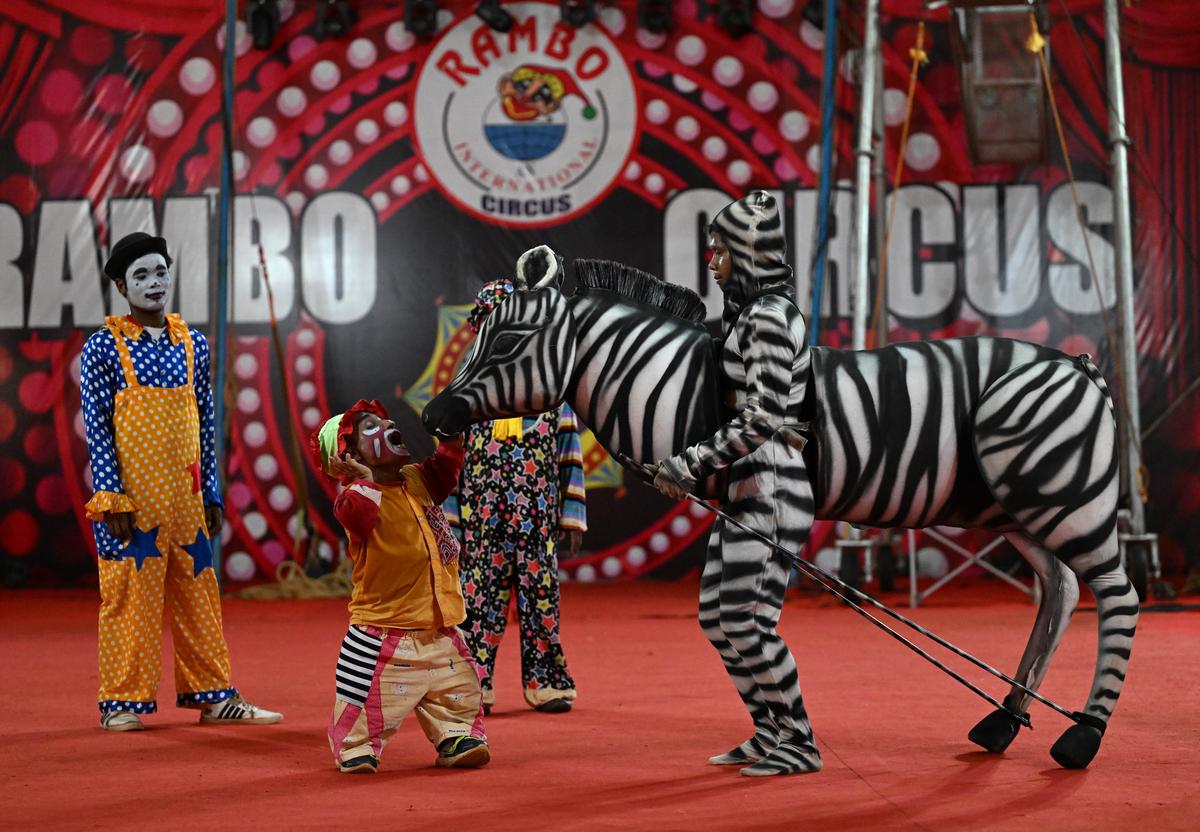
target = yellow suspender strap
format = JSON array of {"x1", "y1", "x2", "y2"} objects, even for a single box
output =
[
  {"x1": 105, "y1": 323, "x2": 140, "y2": 389},
  {"x1": 181, "y1": 326, "x2": 195, "y2": 387},
  {"x1": 106, "y1": 320, "x2": 196, "y2": 389}
]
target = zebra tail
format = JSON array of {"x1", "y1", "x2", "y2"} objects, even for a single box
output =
[{"x1": 1075, "y1": 354, "x2": 1116, "y2": 415}]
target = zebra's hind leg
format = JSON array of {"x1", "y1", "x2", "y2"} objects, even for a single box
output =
[
  {"x1": 967, "y1": 533, "x2": 1078, "y2": 754},
  {"x1": 1049, "y1": 562, "x2": 1138, "y2": 769},
  {"x1": 972, "y1": 357, "x2": 1135, "y2": 768}
]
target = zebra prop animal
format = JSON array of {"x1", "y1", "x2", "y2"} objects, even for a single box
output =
[{"x1": 422, "y1": 245, "x2": 1137, "y2": 774}]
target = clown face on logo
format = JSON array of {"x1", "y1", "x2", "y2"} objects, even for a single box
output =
[{"x1": 414, "y1": 1, "x2": 637, "y2": 227}]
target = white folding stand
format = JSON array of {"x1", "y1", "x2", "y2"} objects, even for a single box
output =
[{"x1": 907, "y1": 528, "x2": 1036, "y2": 609}]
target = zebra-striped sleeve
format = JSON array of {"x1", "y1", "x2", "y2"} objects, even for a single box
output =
[
  {"x1": 683, "y1": 298, "x2": 800, "y2": 479},
  {"x1": 556, "y1": 403, "x2": 587, "y2": 532}
]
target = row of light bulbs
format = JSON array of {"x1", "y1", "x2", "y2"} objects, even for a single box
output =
[{"x1": 247, "y1": 0, "x2": 766, "y2": 49}]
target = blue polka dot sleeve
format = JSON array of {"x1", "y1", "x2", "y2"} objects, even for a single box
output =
[
  {"x1": 191, "y1": 330, "x2": 224, "y2": 509},
  {"x1": 81, "y1": 329, "x2": 125, "y2": 497}
]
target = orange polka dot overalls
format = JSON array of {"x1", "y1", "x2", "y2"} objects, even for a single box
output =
[{"x1": 83, "y1": 316, "x2": 235, "y2": 715}]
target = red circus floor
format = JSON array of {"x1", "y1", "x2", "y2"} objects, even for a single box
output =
[{"x1": 2, "y1": 580, "x2": 1197, "y2": 831}]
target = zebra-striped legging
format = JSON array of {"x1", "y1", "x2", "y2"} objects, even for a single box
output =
[{"x1": 699, "y1": 432, "x2": 822, "y2": 775}]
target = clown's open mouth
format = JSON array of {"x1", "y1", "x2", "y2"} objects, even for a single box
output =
[{"x1": 384, "y1": 428, "x2": 406, "y2": 455}]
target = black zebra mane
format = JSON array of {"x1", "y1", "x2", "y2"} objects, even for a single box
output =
[{"x1": 572, "y1": 259, "x2": 707, "y2": 324}]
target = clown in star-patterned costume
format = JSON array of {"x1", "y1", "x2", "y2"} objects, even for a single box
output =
[
  {"x1": 81, "y1": 233, "x2": 280, "y2": 729},
  {"x1": 443, "y1": 280, "x2": 587, "y2": 712}
]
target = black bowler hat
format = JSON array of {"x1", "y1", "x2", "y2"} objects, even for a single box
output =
[{"x1": 103, "y1": 232, "x2": 173, "y2": 281}]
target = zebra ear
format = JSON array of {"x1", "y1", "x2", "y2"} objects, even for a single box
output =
[{"x1": 515, "y1": 245, "x2": 563, "y2": 290}]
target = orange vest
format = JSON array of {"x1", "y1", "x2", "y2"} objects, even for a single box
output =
[{"x1": 346, "y1": 466, "x2": 465, "y2": 630}]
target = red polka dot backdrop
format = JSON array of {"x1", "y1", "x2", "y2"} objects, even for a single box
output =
[
  {"x1": 0, "y1": 458, "x2": 27, "y2": 501},
  {"x1": 14, "y1": 122, "x2": 59, "y2": 166},
  {"x1": 0, "y1": 403, "x2": 16, "y2": 442},
  {"x1": 23, "y1": 424, "x2": 59, "y2": 467},
  {"x1": 67, "y1": 117, "x2": 109, "y2": 159},
  {"x1": 0, "y1": 511, "x2": 39, "y2": 558},
  {"x1": 39, "y1": 69, "x2": 83, "y2": 116},
  {"x1": 36, "y1": 476, "x2": 74, "y2": 515},
  {"x1": 123, "y1": 37, "x2": 164, "y2": 74},
  {"x1": 0, "y1": 175, "x2": 39, "y2": 216},
  {"x1": 0, "y1": 2, "x2": 1196, "y2": 585},
  {"x1": 68, "y1": 25, "x2": 114, "y2": 66},
  {"x1": 18, "y1": 372, "x2": 57, "y2": 415}
]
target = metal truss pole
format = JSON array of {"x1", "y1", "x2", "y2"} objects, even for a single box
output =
[
  {"x1": 872, "y1": 38, "x2": 889, "y2": 350},
  {"x1": 840, "y1": 0, "x2": 883, "y2": 585},
  {"x1": 850, "y1": 0, "x2": 881, "y2": 352},
  {"x1": 212, "y1": 0, "x2": 237, "y2": 585},
  {"x1": 1102, "y1": 0, "x2": 1144, "y2": 536}
]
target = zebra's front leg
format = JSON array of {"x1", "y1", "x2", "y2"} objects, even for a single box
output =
[{"x1": 968, "y1": 534, "x2": 1078, "y2": 754}]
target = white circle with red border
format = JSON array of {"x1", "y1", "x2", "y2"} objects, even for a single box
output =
[{"x1": 414, "y1": 2, "x2": 637, "y2": 227}]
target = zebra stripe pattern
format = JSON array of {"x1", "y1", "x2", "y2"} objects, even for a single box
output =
[
  {"x1": 684, "y1": 192, "x2": 821, "y2": 775},
  {"x1": 335, "y1": 626, "x2": 384, "y2": 707},
  {"x1": 568, "y1": 270, "x2": 719, "y2": 464},
  {"x1": 708, "y1": 189, "x2": 793, "y2": 328},
  {"x1": 807, "y1": 336, "x2": 1137, "y2": 745},
  {"x1": 423, "y1": 223, "x2": 1136, "y2": 768},
  {"x1": 447, "y1": 288, "x2": 577, "y2": 422}
]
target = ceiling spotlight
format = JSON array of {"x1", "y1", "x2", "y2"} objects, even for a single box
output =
[
  {"x1": 247, "y1": 0, "x2": 281, "y2": 50},
  {"x1": 637, "y1": 0, "x2": 672, "y2": 34},
  {"x1": 405, "y1": 0, "x2": 440, "y2": 39},
  {"x1": 560, "y1": 0, "x2": 596, "y2": 29},
  {"x1": 315, "y1": 0, "x2": 357, "y2": 40},
  {"x1": 476, "y1": 0, "x2": 513, "y2": 33}
]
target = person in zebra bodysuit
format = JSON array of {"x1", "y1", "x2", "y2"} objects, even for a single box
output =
[
  {"x1": 650, "y1": 191, "x2": 822, "y2": 776},
  {"x1": 422, "y1": 220, "x2": 1137, "y2": 772}
]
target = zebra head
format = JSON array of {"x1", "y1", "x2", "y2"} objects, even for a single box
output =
[{"x1": 422, "y1": 245, "x2": 578, "y2": 437}]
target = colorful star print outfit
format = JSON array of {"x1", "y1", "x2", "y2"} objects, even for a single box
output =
[
  {"x1": 443, "y1": 405, "x2": 586, "y2": 709},
  {"x1": 81, "y1": 314, "x2": 234, "y2": 715}
]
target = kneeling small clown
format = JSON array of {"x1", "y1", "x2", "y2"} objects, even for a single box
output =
[{"x1": 311, "y1": 400, "x2": 489, "y2": 773}]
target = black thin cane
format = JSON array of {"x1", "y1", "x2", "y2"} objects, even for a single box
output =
[{"x1": 616, "y1": 453, "x2": 1083, "y2": 727}]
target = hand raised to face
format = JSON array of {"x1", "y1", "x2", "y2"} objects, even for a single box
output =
[{"x1": 327, "y1": 452, "x2": 374, "y2": 483}]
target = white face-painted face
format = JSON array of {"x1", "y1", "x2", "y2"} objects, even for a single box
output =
[{"x1": 120, "y1": 252, "x2": 172, "y2": 313}]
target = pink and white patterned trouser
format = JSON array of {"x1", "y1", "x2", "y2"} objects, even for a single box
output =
[{"x1": 328, "y1": 624, "x2": 486, "y2": 765}]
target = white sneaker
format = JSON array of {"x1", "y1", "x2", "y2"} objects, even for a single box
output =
[
  {"x1": 199, "y1": 696, "x2": 283, "y2": 725},
  {"x1": 101, "y1": 711, "x2": 145, "y2": 732}
]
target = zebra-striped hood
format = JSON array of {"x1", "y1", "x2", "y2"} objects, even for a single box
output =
[{"x1": 709, "y1": 191, "x2": 794, "y2": 326}]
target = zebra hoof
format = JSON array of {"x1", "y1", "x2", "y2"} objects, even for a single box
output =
[
  {"x1": 1049, "y1": 720, "x2": 1105, "y2": 769},
  {"x1": 967, "y1": 708, "x2": 1025, "y2": 753}
]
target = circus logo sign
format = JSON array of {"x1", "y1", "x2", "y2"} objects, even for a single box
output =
[{"x1": 413, "y1": 1, "x2": 637, "y2": 227}]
